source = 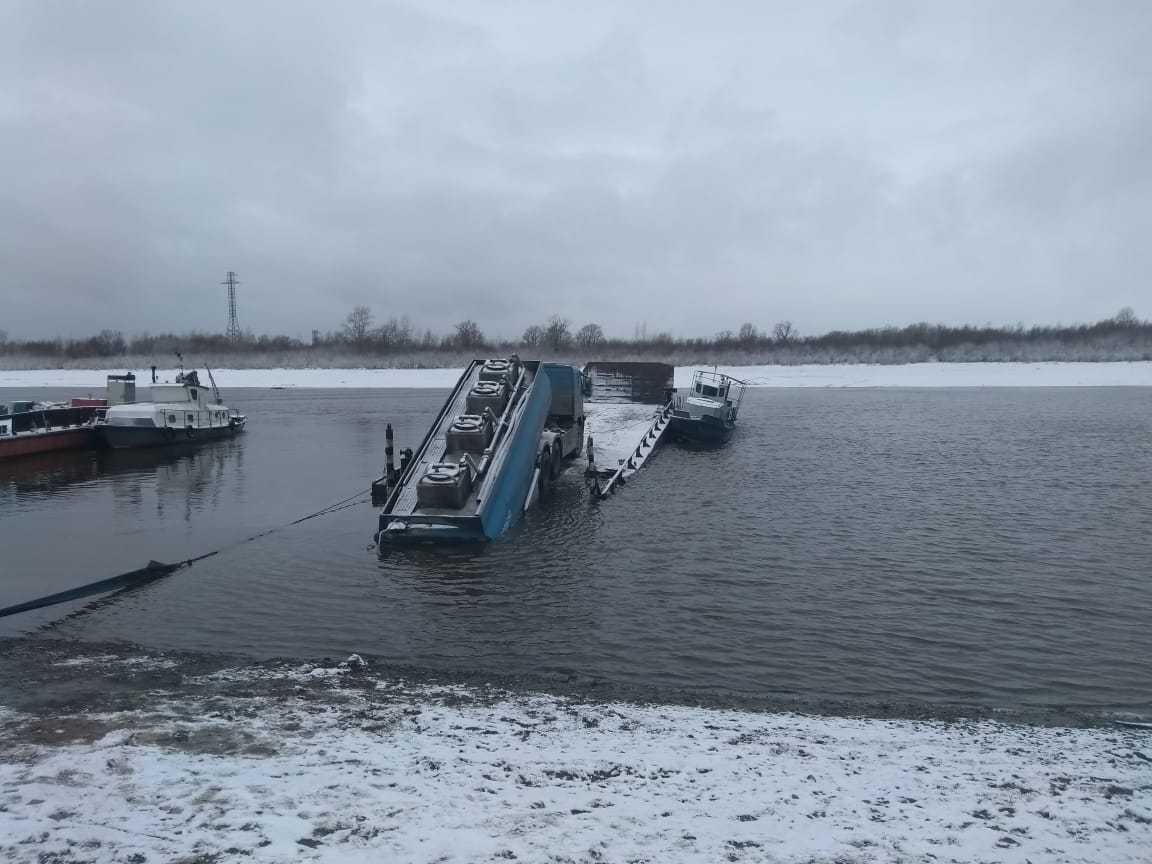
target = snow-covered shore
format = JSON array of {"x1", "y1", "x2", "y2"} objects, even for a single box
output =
[
  {"x1": 1, "y1": 652, "x2": 1149, "y2": 864},
  {"x1": 1, "y1": 361, "x2": 1152, "y2": 390}
]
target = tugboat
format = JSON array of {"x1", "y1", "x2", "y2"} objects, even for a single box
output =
[
  {"x1": 668, "y1": 369, "x2": 747, "y2": 443},
  {"x1": 96, "y1": 356, "x2": 246, "y2": 449}
]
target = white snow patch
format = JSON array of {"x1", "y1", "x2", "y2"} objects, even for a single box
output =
[
  {"x1": 1, "y1": 680, "x2": 1148, "y2": 864},
  {"x1": 2, "y1": 361, "x2": 1151, "y2": 390},
  {"x1": 682, "y1": 361, "x2": 1152, "y2": 388},
  {"x1": 584, "y1": 402, "x2": 665, "y2": 469}
]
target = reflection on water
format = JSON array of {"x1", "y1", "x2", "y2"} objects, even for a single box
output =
[
  {"x1": 0, "y1": 438, "x2": 249, "y2": 621},
  {"x1": 106, "y1": 440, "x2": 245, "y2": 523},
  {"x1": 0, "y1": 439, "x2": 245, "y2": 521},
  {"x1": 0, "y1": 449, "x2": 100, "y2": 497}
]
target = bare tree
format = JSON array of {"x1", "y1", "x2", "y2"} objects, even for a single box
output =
[
  {"x1": 454, "y1": 319, "x2": 484, "y2": 351},
  {"x1": 342, "y1": 306, "x2": 374, "y2": 347},
  {"x1": 522, "y1": 325, "x2": 543, "y2": 347},
  {"x1": 772, "y1": 320, "x2": 796, "y2": 344},
  {"x1": 738, "y1": 322, "x2": 759, "y2": 343},
  {"x1": 377, "y1": 316, "x2": 413, "y2": 350},
  {"x1": 576, "y1": 322, "x2": 604, "y2": 349},
  {"x1": 96, "y1": 329, "x2": 126, "y2": 356},
  {"x1": 1115, "y1": 306, "x2": 1138, "y2": 326},
  {"x1": 544, "y1": 315, "x2": 570, "y2": 351}
]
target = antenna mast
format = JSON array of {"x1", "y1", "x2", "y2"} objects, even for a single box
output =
[
  {"x1": 205, "y1": 365, "x2": 222, "y2": 404},
  {"x1": 224, "y1": 271, "x2": 241, "y2": 342}
]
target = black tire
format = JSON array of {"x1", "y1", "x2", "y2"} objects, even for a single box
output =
[
  {"x1": 550, "y1": 441, "x2": 562, "y2": 479},
  {"x1": 538, "y1": 450, "x2": 553, "y2": 500},
  {"x1": 162, "y1": 426, "x2": 176, "y2": 441}
]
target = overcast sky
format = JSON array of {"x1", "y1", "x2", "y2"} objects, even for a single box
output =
[{"x1": 2, "y1": 0, "x2": 1149, "y2": 342}]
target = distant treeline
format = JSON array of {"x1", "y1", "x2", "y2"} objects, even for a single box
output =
[{"x1": 1, "y1": 308, "x2": 1149, "y2": 367}]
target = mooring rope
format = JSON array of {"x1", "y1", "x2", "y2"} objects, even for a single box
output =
[{"x1": 0, "y1": 488, "x2": 372, "y2": 620}]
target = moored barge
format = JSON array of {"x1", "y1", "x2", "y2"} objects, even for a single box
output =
[{"x1": 0, "y1": 398, "x2": 107, "y2": 461}]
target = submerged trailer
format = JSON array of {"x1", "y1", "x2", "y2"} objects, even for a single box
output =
[
  {"x1": 372, "y1": 358, "x2": 676, "y2": 547},
  {"x1": 372, "y1": 357, "x2": 585, "y2": 545}
]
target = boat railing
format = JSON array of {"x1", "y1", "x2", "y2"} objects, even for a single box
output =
[{"x1": 689, "y1": 370, "x2": 747, "y2": 407}]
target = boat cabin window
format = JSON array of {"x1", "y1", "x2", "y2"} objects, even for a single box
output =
[
  {"x1": 186, "y1": 413, "x2": 194, "y2": 425},
  {"x1": 167, "y1": 413, "x2": 176, "y2": 424},
  {"x1": 701, "y1": 384, "x2": 718, "y2": 397},
  {"x1": 190, "y1": 389, "x2": 197, "y2": 401},
  {"x1": 152, "y1": 385, "x2": 191, "y2": 402}
]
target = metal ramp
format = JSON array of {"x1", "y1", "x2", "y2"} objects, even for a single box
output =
[
  {"x1": 585, "y1": 402, "x2": 672, "y2": 499},
  {"x1": 581, "y1": 361, "x2": 675, "y2": 500}
]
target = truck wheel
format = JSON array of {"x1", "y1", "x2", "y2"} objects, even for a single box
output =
[
  {"x1": 538, "y1": 450, "x2": 553, "y2": 499},
  {"x1": 550, "y1": 441, "x2": 562, "y2": 479}
]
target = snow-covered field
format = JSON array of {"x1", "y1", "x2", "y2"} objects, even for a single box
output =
[
  {"x1": 2, "y1": 361, "x2": 1152, "y2": 390},
  {"x1": 1, "y1": 655, "x2": 1149, "y2": 864}
]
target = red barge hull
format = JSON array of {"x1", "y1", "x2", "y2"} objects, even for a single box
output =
[{"x1": 0, "y1": 427, "x2": 95, "y2": 459}]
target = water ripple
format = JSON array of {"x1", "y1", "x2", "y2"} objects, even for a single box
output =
[{"x1": 3, "y1": 386, "x2": 1151, "y2": 713}]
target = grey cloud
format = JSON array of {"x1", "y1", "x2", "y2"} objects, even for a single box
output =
[{"x1": 1, "y1": 0, "x2": 1149, "y2": 342}]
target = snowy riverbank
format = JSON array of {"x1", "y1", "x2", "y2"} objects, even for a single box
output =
[
  {"x1": 1, "y1": 648, "x2": 1149, "y2": 864},
  {"x1": 2, "y1": 361, "x2": 1152, "y2": 390}
]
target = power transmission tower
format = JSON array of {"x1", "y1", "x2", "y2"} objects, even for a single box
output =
[{"x1": 223, "y1": 271, "x2": 241, "y2": 342}]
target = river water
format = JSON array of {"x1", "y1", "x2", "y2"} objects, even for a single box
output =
[{"x1": 1, "y1": 385, "x2": 1150, "y2": 715}]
